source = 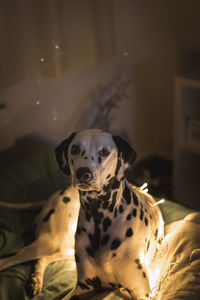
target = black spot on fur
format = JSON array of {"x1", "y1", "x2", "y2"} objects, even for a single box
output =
[
  {"x1": 59, "y1": 189, "x2": 65, "y2": 195},
  {"x1": 132, "y1": 191, "x2": 139, "y2": 206},
  {"x1": 112, "y1": 179, "x2": 120, "y2": 189},
  {"x1": 112, "y1": 253, "x2": 117, "y2": 257},
  {"x1": 78, "y1": 281, "x2": 90, "y2": 290},
  {"x1": 85, "y1": 276, "x2": 102, "y2": 291},
  {"x1": 88, "y1": 226, "x2": 101, "y2": 251},
  {"x1": 86, "y1": 247, "x2": 94, "y2": 257},
  {"x1": 154, "y1": 229, "x2": 158, "y2": 239},
  {"x1": 82, "y1": 227, "x2": 86, "y2": 232},
  {"x1": 43, "y1": 209, "x2": 55, "y2": 222},
  {"x1": 109, "y1": 282, "x2": 116, "y2": 287},
  {"x1": 106, "y1": 174, "x2": 111, "y2": 179},
  {"x1": 123, "y1": 184, "x2": 131, "y2": 204},
  {"x1": 103, "y1": 217, "x2": 112, "y2": 232},
  {"x1": 126, "y1": 228, "x2": 133, "y2": 237},
  {"x1": 98, "y1": 156, "x2": 102, "y2": 164},
  {"x1": 101, "y1": 235, "x2": 110, "y2": 246},
  {"x1": 114, "y1": 207, "x2": 118, "y2": 218},
  {"x1": 85, "y1": 211, "x2": 91, "y2": 222},
  {"x1": 63, "y1": 196, "x2": 70, "y2": 204},
  {"x1": 137, "y1": 264, "x2": 142, "y2": 270},
  {"x1": 132, "y1": 208, "x2": 137, "y2": 217},
  {"x1": 110, "y1": 239, "x2": 121, "y2": 250},
  {"x1": 140, "y1": 209, "x2": 144, "y2": 221},
  {"x1": 145, "y1": 217, "x2": 148, "y2": 226},
  {"x1": 119, "y1": 205, "x2": 124, "y2": 213},
  {"x1": 101, "y1": 191, "x2": 111, "y2": 209},
  {"x1": 143, "y1": 272, "x2": 146, "y2": 278},
  {"x1": 147, "y1": 240, "x2": 150, "y2": 251},
  {"x1": 84, "y1": 156, "x2": 88, "y2": 160},
  {"x1": 135, "y1": 259, "x2": 140, "y2": 264},
  {"x1": 127, "y1": 214, "x2": 132, "y2": 220},
  {"x1": 91, "y1": 156, "x2": 94, "y2": 161},
  {"x1": 71, "y1": 159, "x2": 74, "y2": 165}
]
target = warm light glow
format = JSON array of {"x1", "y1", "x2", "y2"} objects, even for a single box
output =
[
  {"x1": 55, "y1": 44, "x2": 60, "y2": 49},
  {"x1": 66, "y1": 248, "x2": 75, "y2": 256},
  {"x1": 123, "y1": 51, "x2": 129, "y2": 56},
  {"x1": 40, "y1": 57, "x2": 45, "y2": 62},
  {"x1": 140, "y1": 182, "x2": 148, "y2": 190},
  {"x1": 153, "y1": 199, "x2": 165, "y2": 207},
  {"x1": 71, "y1": 220, "x2": 77, "y2": 234},
  {"x1": 36, "y1": 100, "x2": 40, "y2": 106}
]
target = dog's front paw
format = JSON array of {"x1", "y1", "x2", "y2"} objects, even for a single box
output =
[{"x1": 26, "y1": 273, "x2": 42, "y2": 297}]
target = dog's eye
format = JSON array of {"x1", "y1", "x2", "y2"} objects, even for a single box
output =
[
  {"x1": 71, "y1": 144, "x2": 80, "y2": 155},
  {"x1": 99, "y1": 147, "x2": 110, "y2": 157}
]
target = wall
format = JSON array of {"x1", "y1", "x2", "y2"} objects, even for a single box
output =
[
  {"x1": 113, "y1": 0, "x2": 200, "y2": 159},
  {"x1": 1, "y1": 0, "x2": 200, "y2": 162}
]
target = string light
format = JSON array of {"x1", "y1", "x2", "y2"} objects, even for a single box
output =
[
  {"x1": 65, "y1": 248, "x2": 74, "y2": 256},
  {"x1": 40, "y1": 57, "x2": 45, "y2": 62},
  {"x1": 140, "y1": 182, "x2": 148, "y2": 190},
  {"x1": 153, "y1": 199, "x2": 165, "y2": 207}
]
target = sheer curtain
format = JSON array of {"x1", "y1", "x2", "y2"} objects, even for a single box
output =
[{"x1": 0, "y1": 0, "x2": 115, "y2": 90}]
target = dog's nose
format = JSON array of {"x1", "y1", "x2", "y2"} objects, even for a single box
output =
[{"x1": 76, "y1": 167, "x2": 93, "y2": 183}]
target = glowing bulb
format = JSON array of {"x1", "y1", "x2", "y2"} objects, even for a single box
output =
[
  {"x1": 40, "y1": 57, "x2": 45, "y2": 62},
  {"x1": 152, "y1": 199, "x2": 165, "y2": 207},
  {"x1": 71, "y1": 220, "x2": 77, "y2": 234},
  {"x1": 140, "y1": 182, "x2": 148, "y2": 190},
  {"x1": 35, "y1": 100, "x2": 40, "y2": 106},
  {"x1": 66, "y1": 248, "x2": 75, "y2": 256},
  {"x1": 55, "y1": 44, "x2": 60, "y2": 49}
]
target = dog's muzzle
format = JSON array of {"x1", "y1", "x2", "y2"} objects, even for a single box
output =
[{"x1": 76, "y1": 167, "x2": 93, "y2": 186}]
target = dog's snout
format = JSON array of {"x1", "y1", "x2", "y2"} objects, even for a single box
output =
[{"x1": 76, "y1": 167, "x2": 93, "y2": 183}]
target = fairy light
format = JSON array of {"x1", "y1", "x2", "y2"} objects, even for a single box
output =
[
  {"x1": 152, "y1": 199, "x2": 165, "y2": 207},
  {"x1": 55, "y1": 44, "x2": 60, "y2": 50},
  {"x1": 40, "y1": 57, "x2": 45, "y2": 62},
  {"x1": 66, "y1": 248, "x2": 75, "y2": 256},
  {"x1": 140, "y1": 182, "x2": 148, "y2": 190},
  {"x1": 71, "y1": 220, "x2": 77, "y2": 234},
  {"x1": 35, "y1": 100, "x2": 40, "y2": 106}
]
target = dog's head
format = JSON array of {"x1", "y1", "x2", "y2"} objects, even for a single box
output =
[{"x1": 55, "y1": 129, "x2": 136, "y2": 191}]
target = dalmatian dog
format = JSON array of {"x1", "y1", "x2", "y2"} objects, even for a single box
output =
[
  {"x1": 0, "y1": 186, "x2": 80, "y2": 296},
  {"x1": 0, "y1": 129, "x2": 164, "y2": 299},
  {"x1": 55, "y1": 129, "x2": 164, "y2": 300}
]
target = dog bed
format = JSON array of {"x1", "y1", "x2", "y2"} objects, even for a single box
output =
[{"x1": 0, "y1": 149, "x2": 199, "y2": 300}]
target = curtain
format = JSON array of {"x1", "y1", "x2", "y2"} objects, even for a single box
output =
[{"x1": 0, "y1": 0, "x2": 115, "y2": 90}]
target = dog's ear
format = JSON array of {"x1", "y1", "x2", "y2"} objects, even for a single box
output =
[
  {"x1": 112, "y1": 135, "x2": 137, "y2": 168},
  {"x1": 55, "y1": 132, "x2": 77, "y2": 175}
]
